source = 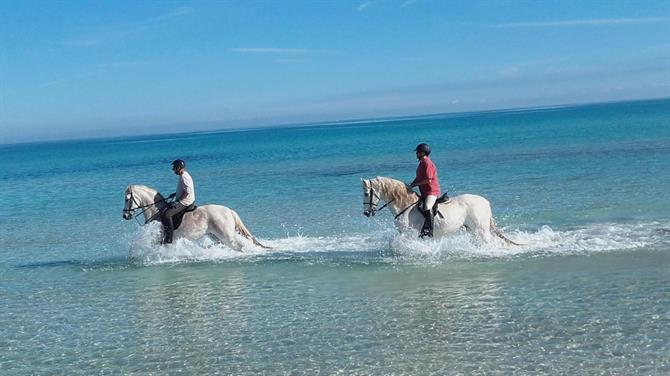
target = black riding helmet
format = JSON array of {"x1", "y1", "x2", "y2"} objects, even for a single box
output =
[
  {"x1": 414, "y1": 143, "x2": 431, "y2": 155},
  {"x1": 171, "y1": 159, "x2": 186, "y2": 169}
]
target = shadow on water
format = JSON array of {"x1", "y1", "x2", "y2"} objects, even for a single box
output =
[
  {"x1": 13, "y1": 249, "x2": 397, "y2": 271},
  {"x1": 16, "y1": 256, "x2": 134, "y2": 271}
]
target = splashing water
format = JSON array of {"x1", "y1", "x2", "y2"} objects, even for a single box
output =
[{"x1": 124, "y1": 220, "x2": 668, "y2": 265}]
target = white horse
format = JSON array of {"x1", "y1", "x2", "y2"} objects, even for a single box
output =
[
  {"x1": 361, "y1": 177, "x2": 520, "y2": 244},
  {"x1": 122, "y1": 184, "x2": 269, "y2": 251}
]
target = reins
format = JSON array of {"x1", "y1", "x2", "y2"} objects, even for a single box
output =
[
  {"x1": 365, "y1": 188, "x2": 395, "y2": 214},
  {"x1": 124, "y1": 188, "x2": 167, "y2": 225},
  {"x1": 366, "y1": 185, "x2": 420, "y2": 219},
  {"x1": 394, "y1": 200, "x2": 420, "y2": 219}
]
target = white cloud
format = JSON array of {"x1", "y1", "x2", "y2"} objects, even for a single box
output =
[
  {"x1": 96, "y1": 61, "x2": 151, "y2": 69},
  {"x1": 493, "y1": 17, "x2": 670, "y2": 28},
  {"x1": 272, "y1": 58, "x2": 306, "y2": 64},
  {"x1": 497, "y1": 66, "x2": 520, "y2": 78},
  {"x1": 165, "y1": 6, "x2": 195, "y2": 17},
  {"x1": 63, "y1": 6, "x2": 195, "y2": 47},
  {"x1": 357, "y1": 2, "x2": 371, "y2": 11},
  {"x1": 39, "y1": 79, "x2": 69, "y2": 88},
  {"x1": 232, "y1": 48, "x2": 334, "y2": 54}
]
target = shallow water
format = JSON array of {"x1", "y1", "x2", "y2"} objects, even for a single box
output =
[{"x1": 1, "y1": 99, "x2": 669, "y2": 374}]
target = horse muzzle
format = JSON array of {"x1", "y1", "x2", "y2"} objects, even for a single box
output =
[
  {"x1": 363, "y1": 210, "x2": 375, "y2": 217},
  {"x1": 123, "y1": 212, "x2": 133, "y2": 220}
]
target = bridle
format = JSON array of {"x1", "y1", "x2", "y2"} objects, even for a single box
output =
[
  {"x1": 123, "y1": 187, "x2": 166, "y2": 225},
  {"x1": 363, "y1": 187, "x2": 394, "y2": 217},
  {"x1": 363, "y1": 185, "x2": 420, "y2": 219}
]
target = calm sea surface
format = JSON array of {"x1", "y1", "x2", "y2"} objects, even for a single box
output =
[{"x1": 1, "y1": 99, "x2": 669, "y2": 375}]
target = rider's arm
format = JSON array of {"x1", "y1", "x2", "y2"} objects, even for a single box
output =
[
  {"x1": 410, "y1": 161, "x2": 430, "y2": 187},
  {"x1": 410, "y1": 178, "x2": 431, "y2": 188}
]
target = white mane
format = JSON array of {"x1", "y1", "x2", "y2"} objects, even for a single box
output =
[
  {"x1": 127, "y1": 184, "x2": 164, "y2": 200},
  {"x1": 371, "y1": 176, "x2": 419, "y2": 209}
]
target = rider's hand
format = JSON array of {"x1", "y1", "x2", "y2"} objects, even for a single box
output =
[{"x1": 168, "y1": 193, "x2": 176, "y2": 199}]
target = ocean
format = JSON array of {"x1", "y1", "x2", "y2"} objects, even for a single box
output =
[{"x1": 1, "y1": 98, "x2": 669, "y2": 375}]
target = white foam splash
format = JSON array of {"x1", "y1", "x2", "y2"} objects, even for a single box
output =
[
  {"x1": 386, "y1": 221, "x2": 659, "y2": 262},
  {"x1": 125, "y1": 220, "x2": 669, "y2": 265},
  {"x1": 126, "y1": 222, "x2": 267, "y2": 264}
]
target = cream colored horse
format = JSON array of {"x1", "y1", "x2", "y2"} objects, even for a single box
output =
[
  {"x1": 362, "y1": 177, "x2": 520, "y2": 244},
  {"x1": 123, "y1": 184, "x2": 269, "y2": 251}
]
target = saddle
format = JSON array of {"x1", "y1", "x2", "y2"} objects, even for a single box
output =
[
  {"x1": 161, "y1": 204, "x2": 197, "y2": 230},
  {"x1": 431, "y1": 193, "x2": 450, "y2": 218}
]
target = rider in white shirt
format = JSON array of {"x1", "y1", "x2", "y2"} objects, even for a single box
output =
[{"x1": 162, "y1": 159, "x2": 196, "y2": 244}]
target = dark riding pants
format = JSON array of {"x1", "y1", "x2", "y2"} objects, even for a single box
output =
[{"x1": 162, "y1": 202, "x2": 187, "y2": 244}]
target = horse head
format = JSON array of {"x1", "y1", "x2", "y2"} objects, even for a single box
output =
[
  {"x1": 123, "y1": 185, "x2": 164, "y2": 222},
  {"x1": 361, "y1": 178, "x2": 381, "y2": 217},
  {"x1": 123, "y1": 185, "x2": 139, "y2": 220}
]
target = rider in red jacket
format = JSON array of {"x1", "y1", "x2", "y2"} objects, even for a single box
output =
[{"x1": 409, "y1": 143, "x2": 441, "y2": 238}]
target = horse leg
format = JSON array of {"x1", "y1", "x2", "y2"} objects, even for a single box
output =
[
  {"x1": 476, "y1": 227, "x2": 493, "y2": 243},
  {"x1": 473, "y1": 215, "x2": 494, "y2": 243},
  {"x1": 209, "y1": 221, "x2": 244, "y2": 252}
]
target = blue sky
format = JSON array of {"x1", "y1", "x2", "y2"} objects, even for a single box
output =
[{"x1": 1, "y1": 0, "x2": 669, "y2": 143}]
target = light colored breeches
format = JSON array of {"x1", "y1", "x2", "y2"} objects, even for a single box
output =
[{"x1": 421, "y1": 195, "x2": 437, "y2": 211}]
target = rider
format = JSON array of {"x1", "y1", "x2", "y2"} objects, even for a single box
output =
[
  {"x1": 162, "y1": 159, "x2": 196, "y2": 244},
  {"x1": 409, "y1": 143, "x2": 441, "y2": 238}
]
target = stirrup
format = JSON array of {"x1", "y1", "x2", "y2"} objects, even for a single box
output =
[{"x1": 419, "y1": 229, "x2": 433, "y2": 238}]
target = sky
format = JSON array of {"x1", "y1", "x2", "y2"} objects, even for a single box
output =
[{"x1": 1, "y1": 0, "x2": 669, "y2": 143}]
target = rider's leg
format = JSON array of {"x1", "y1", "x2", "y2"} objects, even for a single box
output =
[
  {"x1": 162, "y1": 203, "x2": 185, "y2": 244},
  {"x1": 420, "y1": 195, "x2": 437, "y2": 238}
]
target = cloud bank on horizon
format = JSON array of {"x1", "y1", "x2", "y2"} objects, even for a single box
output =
[{"x1": 1, "y1": 1, "x2": 669, "y2": 143}]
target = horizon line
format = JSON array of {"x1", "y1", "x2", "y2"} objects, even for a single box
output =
[{"x1": 2, "y1": 96, "x2": 668, "y2": 147}]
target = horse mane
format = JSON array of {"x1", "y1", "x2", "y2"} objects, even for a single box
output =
[
  {"x1": 373, "y1": 176, "x2": 419, "y2": 208},
  {"x1": 128, "y1": 184, "x2": 164, "y2": 200}
]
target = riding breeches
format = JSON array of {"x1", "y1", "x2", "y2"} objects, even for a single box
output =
[
  {"x1": 421, "y1": 195, "x2": 437, "y2": 212},
  {"x1": 163, "y1": 202, "x2": 187, "y2": 230}
]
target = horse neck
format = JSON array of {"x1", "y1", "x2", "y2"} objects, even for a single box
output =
[
  {"x1": 374, "y1": 178, "x2": 419, "y2": 215},
  {"x1": 135, "y1": 186, "x2": 165, "y2": 222}
]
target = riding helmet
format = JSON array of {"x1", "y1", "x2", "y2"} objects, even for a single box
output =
[
  {"x1": 414, "y1": 143, "x2": 431, "y2": 155},
  {"x1": 171, "y1": 159, "x2": 186, "y2": 169}
]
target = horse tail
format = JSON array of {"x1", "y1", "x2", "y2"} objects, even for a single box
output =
[
  {"x1": 232, "y1": 210, "x2": 272, "y2": 249},
  {"x1": 490, "y1": 217, "x2": 524, "y2": 246}
]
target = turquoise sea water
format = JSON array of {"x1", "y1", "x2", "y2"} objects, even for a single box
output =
[{"x1": 1, "y1": 99, "x2": 669, "y2": 374}]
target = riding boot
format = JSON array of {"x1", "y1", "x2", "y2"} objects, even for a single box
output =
[
  {"x1": 162, "y1": 225, "x2": 174, "y2": 244},
  {"x1": 419, "y1": 208, "x2": 434, "y2": 238}
]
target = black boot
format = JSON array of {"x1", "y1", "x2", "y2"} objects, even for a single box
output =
[
  {"x1": 419, "y1": 208, "x2": 434, "y2": 238},
  {"x1": 162, "y1": 226, "x2": 173, "y2": 244}
]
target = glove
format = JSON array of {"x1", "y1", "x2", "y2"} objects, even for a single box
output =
[{"x1": 168, "y1": 193, "x2": 176, "y2": 199}]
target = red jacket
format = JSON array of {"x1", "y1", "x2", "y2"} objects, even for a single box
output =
[{"x1": 415, "y1": 156, "x2": 441, "y2": 196}]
